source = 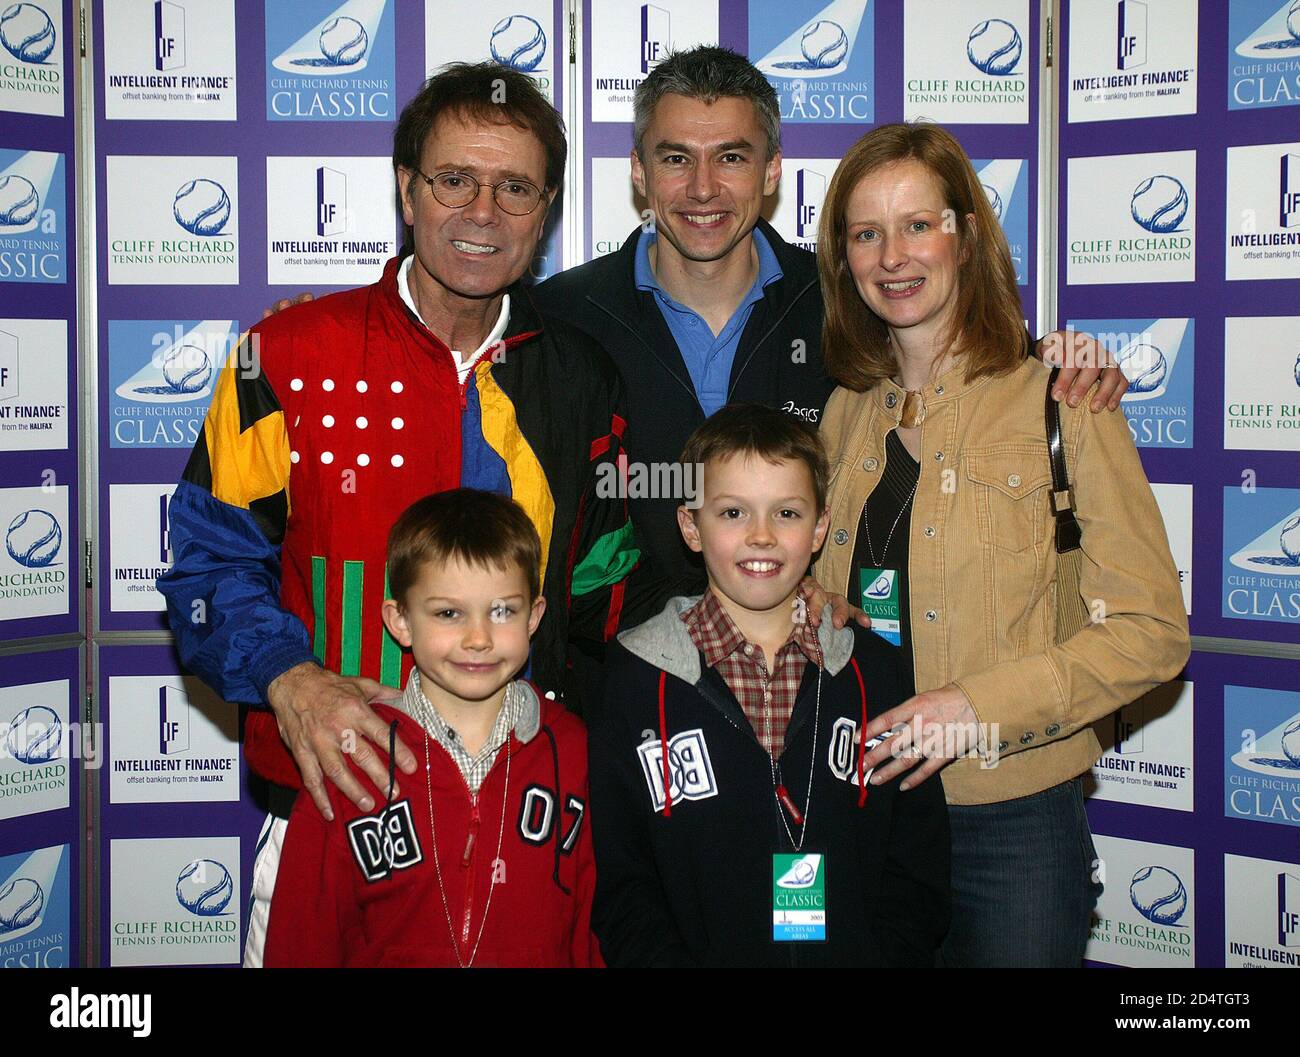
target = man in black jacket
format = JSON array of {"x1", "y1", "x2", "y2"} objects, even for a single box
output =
[{"x1": 531, "y1": 45, "x2": 1126, "y2": 609}]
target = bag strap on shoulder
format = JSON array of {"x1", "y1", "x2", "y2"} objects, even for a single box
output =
[{"x1": 1046, "y1": 367, "x2": 1082, "y2": 554}]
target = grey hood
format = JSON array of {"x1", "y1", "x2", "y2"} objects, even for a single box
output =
[{"x1": 617, "y1": 595, "x2": 856, "y2": 685}]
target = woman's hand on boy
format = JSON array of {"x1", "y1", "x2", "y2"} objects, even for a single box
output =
[
  {"x1": 855, "y1": 683, "x2": 978, "y2": 791},
  {"x1": 799, "y1": 576, "x2": 871, "y2": 630},
  {"x1": 267, "y1": 661, "x2": 418, "y2": 821}
]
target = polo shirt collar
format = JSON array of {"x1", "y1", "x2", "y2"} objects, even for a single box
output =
[{"x1": 633, "y1": 225, "x2": 784, "y2": 310}]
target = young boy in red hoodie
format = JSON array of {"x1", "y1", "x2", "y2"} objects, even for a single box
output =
[{"x1": 263, "y1": 489, "x2": 600, "y2": 967}]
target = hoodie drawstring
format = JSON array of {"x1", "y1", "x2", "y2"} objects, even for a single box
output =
[
  {"x1": 657, "y1": 670, "x2": 671, "y2": 817},
  {"x1": 379, "y1": 718, "x2": 400, "y2": 878},
  {"x1": 849, "y1": 657, "x2": 869, "y2": 808},
  {"x1": 539, "y1": 722, "x2": 572, "y2": 895}
]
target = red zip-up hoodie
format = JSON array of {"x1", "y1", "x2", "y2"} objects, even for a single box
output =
[{"x1": 263, "y1": 683, "x2": 601, "y2": 967}]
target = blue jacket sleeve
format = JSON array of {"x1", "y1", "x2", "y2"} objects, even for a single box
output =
[
  {"x1": 156, "y1": 339, "x2": 318, "y2": 704},
  {"x1": 159, "y1": 481, "x2": 317, "y2": 705}
]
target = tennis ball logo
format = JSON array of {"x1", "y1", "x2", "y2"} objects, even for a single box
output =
[
  {"x1": 0, "y1": 174, "x2": 39, "y2": 227},
  {"x1": 162, "y1": 344, "x2": 211, "y2": 394},
  {"x1": 319, "y1": 15, "x2": 367, "y2": 65},
  {"x1": 490, "y1": 15, "x2": 546, "y2": 71},
  {"x1": 1129, "y1": 865, "x2": 1187, "y2": 925},
  {"x1": 0, "y1": 3, "x2": 56, "y2": 64},
  {"x1": 0, "y1": 877, "x2": 43, "y2": 932},
  {"x1": 176, "y1": 859, "x2": 233, "y2": 917},
  {"x1": 1115, "y1": 342, "x2": 1167, "y2": 394},
  {"x1": 1280, "y1": 512, "x2": 1300, "y2": 564},
  {"x1": 6, "y1": 509, "x2": 62, "y2": 568},
  {"x1": 801, "y1": 20, "x2": 848, "y2": 68},
  {"x1": 1281, "y1": 717, "x2": 1300, "y2": 765},
  {"x1": 1293, "y1": 350, "x2": 1299, "y2": 388},
  {"x1": 866, "y1": 573, "x2": 891, "y2": 598},
  {"x1": 6, "y1": 705, "x2": 62, "y2": 764},
  {"x1": 967, "y1": 19, "x2": 1022, "y2": 75},
  {"x1": 1289, "y1": 0, "x2": 1300, "y2": 42},
  {"x1": 981, "y1": 182, "x2": 1003, "y2": 220},
  {"x1": 173, "y1": 178, "x2": 230, "y2": 236},
  {"x1": 1130, "y1": 175, "x2": 1188, "y2": 234}
]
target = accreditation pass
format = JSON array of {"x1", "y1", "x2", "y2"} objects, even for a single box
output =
[{"x1": 773, "y1": 854, "x2": 827, "y2": 942}]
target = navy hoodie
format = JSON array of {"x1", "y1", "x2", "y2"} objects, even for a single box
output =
[{"x1": 588, "y1": 598, "x2": 951, "y2": 968}]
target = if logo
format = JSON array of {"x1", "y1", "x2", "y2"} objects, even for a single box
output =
[
  {"x1": 1116, "y1": 0, "x2": 1147, "y2": 70},
  {"x1": 796, "y1": 168, "x2": 826, "y2": 240},
  {"x1": 0, "y1": 330, "x2": 15, "y2": 399},
  {"x1": 158, "y1": 492, "x2": 171, "y2": 564},
  {"x1": 316, "y1": 165, "x2": 346, "y2": 237},
  {"x1": 1280, "y1": 872, "x2": 1300, "y2": 947},
  {"x1": 640, "y1": 3, "x2": 669, "y2": 74},
  {"x1": 1114, "y1": 701, "x2": 1144, "y2": 754},
  {"x1": 153, "y1": 0, "x2": 185, "y2": 72},
  {"x1": 157, "y1": 683, "x2": 188, "y2": 755},
  {"x1": 1282, "y1": 154, "x2": 1300, "y2": 229}
]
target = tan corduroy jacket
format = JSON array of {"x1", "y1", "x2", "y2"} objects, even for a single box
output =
[{"x1": 814, "y1": 355, "x2": 1190, "y2": 806}]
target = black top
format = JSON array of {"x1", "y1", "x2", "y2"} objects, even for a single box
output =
[
  {"x1": 590, "y1": 621, "x2": 951, "y2": 968},
  {"x1": 849, "y1": 430, "x2": 920, "y2": 692}
]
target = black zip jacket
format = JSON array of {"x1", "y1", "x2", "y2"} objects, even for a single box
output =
[
  {"x1": 532, "y1": 221, "x2": 836, "y2": 607},
  {"x1": 588, "y1": 598, "x2": 951, "y2": 968}
]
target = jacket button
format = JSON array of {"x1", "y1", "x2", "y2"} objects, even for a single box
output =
[
  {"x1": 834, "y1": 529, "x2": 849, "y2": 545},
  {"x1": 934, "y1": 450, "x2": 944, "y2": 461},
  {"x1": 864, "y1": 457, "x2": 878, "y2": 471},
  {"x1": 923, "y1": 609, "x2": 937, "y2": 622},
  {"x1": 923, "y1": 525, "x2": 936, "y2": 538},
  {"x1": 1019, "y1": 731, "x2": 1035, "y2": 745},
  {"x1": 1045, "y1": 723, "x2": 1061, "y2": 736},
  {"x1": 934, "y1": 384, "x2": 945, "y2": 395},
  {"x1": 885, "y1": 392, "x2": 897, "y2": 408},
  {"x1": 996, "y1": 740, "x2": 1009, "y2": 753},
  {"x1": 1007, "y1": 473, "x2": 1022, "y2": 487}
]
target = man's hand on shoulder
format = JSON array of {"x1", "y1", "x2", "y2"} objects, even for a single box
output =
[
  {"x1": 1036, "y1": 330, "x2": 1129, "y2": 413},
  {"x1": 262, "y1": 292, "x2": 315, "y2": 319},
  {"x1": 266, "y1": 661, "x2": 416, "y2": 821}
]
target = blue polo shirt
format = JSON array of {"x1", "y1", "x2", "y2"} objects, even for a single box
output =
[{"x1": 634, "y1": 227, "x2": 784, "y2": 418}]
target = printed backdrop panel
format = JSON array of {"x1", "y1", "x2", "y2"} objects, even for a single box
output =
[
  {"x1": 0, "y1": 647, "x2": 81, "y2": 969},
  {"x1": 1065, "y1": 1, "x2": 1299, "y2": 969},
  {"x1": 97, "y1": 644, "x2": 264, "y2": 969}
]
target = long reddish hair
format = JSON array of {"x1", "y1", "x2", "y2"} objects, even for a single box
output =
[{"x1": 817, "y1": 123, "x2": 1029, "y2": 392}]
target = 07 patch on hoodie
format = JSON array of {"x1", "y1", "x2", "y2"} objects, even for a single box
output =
[{"x1": 637, "y1": 729, "x2": 718, "y2": 812}]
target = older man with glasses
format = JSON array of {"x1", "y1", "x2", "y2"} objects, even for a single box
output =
[{"x1": 158, "y1": 63, "x2": 639, "y2": 966}]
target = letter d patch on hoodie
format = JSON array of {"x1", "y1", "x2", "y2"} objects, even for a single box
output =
[
  {"x1": 637, "y1": 729, "x2": 718, "y2": 812},
  {"x1": 347, "y1": 800, "x2": 424, "y2": 882}
]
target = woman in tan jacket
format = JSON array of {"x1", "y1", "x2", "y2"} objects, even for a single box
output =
[{"x1": 812, "y1": 124, "x2": 1189, "y2": 967}]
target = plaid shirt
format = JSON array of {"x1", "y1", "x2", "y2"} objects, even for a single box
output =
[
  {"x1": 404, "y1": 672, "x2": 526, "y2": 794},
  {"x1": 681, "y1": 590, "x2": 823, "y2": 758}
]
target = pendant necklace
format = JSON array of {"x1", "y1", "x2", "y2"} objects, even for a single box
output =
[{"x1": 862, "y1": 450, "x2": 918, "y2": 567}]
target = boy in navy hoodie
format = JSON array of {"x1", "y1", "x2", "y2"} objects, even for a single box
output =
[{"x1": 588, "y1": 404, "x2": 950, "y2": 967}]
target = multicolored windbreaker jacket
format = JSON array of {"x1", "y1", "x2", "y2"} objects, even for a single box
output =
[{"x1": 158, "y1": 255, "x2": 641, "y2": 788}]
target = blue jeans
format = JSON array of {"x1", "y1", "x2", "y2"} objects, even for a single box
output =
[{"x1": 939, "y1": 778, "x2": 1104, "y2": 967}]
